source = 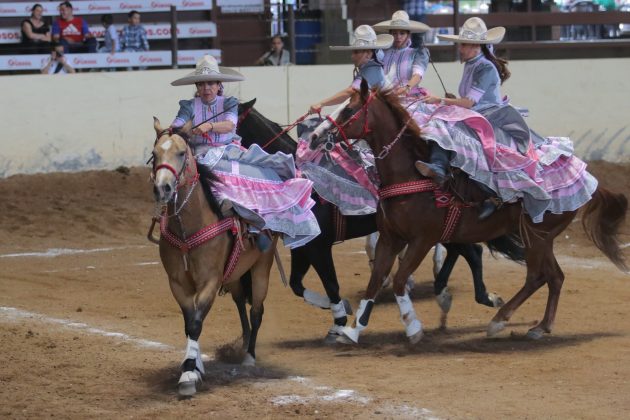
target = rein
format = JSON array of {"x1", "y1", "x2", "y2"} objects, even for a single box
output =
[{"x1": 330, "y1": 91, "x2": 376, "y2": 150}]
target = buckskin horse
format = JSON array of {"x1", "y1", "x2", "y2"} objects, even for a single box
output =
[
  {"x1": 236, "y1": 99, "x2": 525, "y2": 337},
  {"x1": 310, "y1": 81, "x2": 627, "y2": 345},
  {"x1": 150, "y1": 118, "x2": 277, "y2": 397}
]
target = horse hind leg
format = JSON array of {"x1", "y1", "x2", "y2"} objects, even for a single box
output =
[
  {"x1": 231, "y1": 274, "x2": 252, "y2": 350},
  {"x1": 527, "y1": 255, "x2": 565, "y2": 340},
  {"x1": 460, "y1": 243, "x2": 504, "y2": 308}
]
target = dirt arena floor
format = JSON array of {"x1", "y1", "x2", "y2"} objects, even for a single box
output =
[{"x1": 1, "y1": 161, "x2": 629, "y2": 419}]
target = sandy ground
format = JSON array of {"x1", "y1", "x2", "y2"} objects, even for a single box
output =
[{"x1": 1, "y1": 162, "x2": 629, "y2": 419}]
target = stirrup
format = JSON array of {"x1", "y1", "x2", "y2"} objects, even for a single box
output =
[
  {"x1": 414, "y1": 160, "x2": 447, "y2": 187},
  {"x1": 478, "y1": 197, "x2": 502, "y2": 220}
]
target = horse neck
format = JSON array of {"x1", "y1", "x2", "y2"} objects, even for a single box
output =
[
  {"x1": 368, "y1": 105, "x2": 427, "y2": 186},
  {"x1": 238, "y1": 109, "x2": 297, "y2": 155}
]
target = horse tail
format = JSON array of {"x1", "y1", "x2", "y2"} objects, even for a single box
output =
[
  {"x1": 486, "y1": 233, "x2": 526, "y2": 264},
  {"x1": 240, "y1": 271, "x2": 253, "y2": 305},
  {"x1": 581, "y1": 187, "x2": 628, "y2": 272}
]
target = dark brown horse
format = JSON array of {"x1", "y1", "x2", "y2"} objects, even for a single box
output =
[
  {"x1": 310, "y1": 81, "x2": 628, "y2": 344},
  {"x1": 151, "y1": 119, "x2": 277, "y2": 396}
]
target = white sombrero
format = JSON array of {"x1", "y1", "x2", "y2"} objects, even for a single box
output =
[
  {"x1": 437, "y1": 17, "x2": 505, "y2": 44},
  {"x1": 373, "y1": 10, "x2": 431, "y2": 34},
  {"x1": 330, "y1": 25, "x2": 393, "y2": 51},
  {"x1": 171, "y1": 55, "x2": 245, "y2": 86}
]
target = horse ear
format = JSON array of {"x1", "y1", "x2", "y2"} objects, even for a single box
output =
[
  {"x1": 153, "y1": 116, "x2": 163, "y2": 135},
  {"x1": 360, "y1": 78, "x2": 369, "y2": 102},
  {"x1": 242, "y1": 98, "x2": 257, "y2": 109},
  {"x1": 181, "y1": 120, "x2": 193, "y2": 138}
]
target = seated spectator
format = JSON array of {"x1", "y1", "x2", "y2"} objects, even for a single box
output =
[
  {"x1": 41, "y1": 42, "x2": 75, "y2": 74},
  {"x1": 121, "y1": 10, "x2": 149, "y2": 52},
  {"x1": 21, "y1": 3, "x2": 51, "y2": 54},
  {"x1": 52, "y1": 1, "x2": 97, "y2": 53},
  {"x1": 98, "y1": 14, "x2": 120, "y2": 54},
  {"x1": 255, "y1": 35, "x2": 291, "y2": 66}
]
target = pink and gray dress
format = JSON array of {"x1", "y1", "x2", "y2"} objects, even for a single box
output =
[
  {"x1": 381, "y1": 39, "x2": 430, "y2": 97},
  {"x1": 172, "y1": 96, "x2": 320, "y2": 248},
  {"x1": 410, "y1": 53, "x2": 598, "y2": 222}
]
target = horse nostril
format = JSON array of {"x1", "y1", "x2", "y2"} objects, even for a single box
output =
[
  {"x1": 309, "y1": 132, "x2": 318, "y2": 143},
  {"x1": 164, "y1": 184, "x2": 172, "y2": 193}
]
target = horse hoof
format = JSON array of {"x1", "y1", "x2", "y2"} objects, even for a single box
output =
[
  {"x1": 178, "y1": 381, "x2": 196, "y2": 397},
  {"x1": 405, "y1": 277, "x2": 416, "y2": 293},
  {"x1": 324, "y1": 333, "x2": 340, "y2": 345},
  {"x1": 242, "y1": 353, "x2": 256, "y2": 367},
  {"x1": 342, "y1": 298, "x2": 353, "y2": 316},
  {"x1": 487, "y1": 320, "x2": 506, "y2": 337},
  {"x1": 488, "y1": 293, "x2": 505, "y2": 308},
  {"x1": 436, "y1": 287, "x2": 452, "y2": 313},
  {"x1": 408, "y1": 330, "x2": 423, "y2": 345},
  {"x1": 178, "y1": 371, "x2": 200, "y2": 397},
  {"x1": 526, "y1": 328, "x2": 545, "y2": 340},
  {"x1": 336, "y1": 327, "x2": 359, "y2": 345},
  {"x1": 336, "y1": 335, "x2": 356, "y2": 345}
]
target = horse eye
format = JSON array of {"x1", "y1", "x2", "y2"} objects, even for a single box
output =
[{"x1": 178, "y1": 151, "x2": 186, "y2": 157}]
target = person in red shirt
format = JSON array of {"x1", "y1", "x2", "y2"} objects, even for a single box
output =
[{"x1": 51, "y1": 1, "x2": 96, "y2": 53}]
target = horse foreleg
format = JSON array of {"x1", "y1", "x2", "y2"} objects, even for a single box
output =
[
  {"x1": 434, "y1": 244, "x2": 460, "y2": 318},
  {"x1": 339, "y1": 234, "x2": 404, "y2": 345},
  {"x1": 309, "y1": 245, "x2": 354, "y2": 342},
  {"x1": 432, "y1": 243, "x2": 447, "y2": 280},
  {"x1": 392, "y1": 239, "x2": 433, "y2": 344},
  {"x1": 367, "y1": 233, "x2": 414, "y2": 292},
  {"x1": 292, "y1": 245, "x2": 332, "y2": 310}
]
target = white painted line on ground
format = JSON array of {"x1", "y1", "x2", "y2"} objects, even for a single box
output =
[
  {"x1": 0, "y1": 245, "x2": 148, "y2": 259},
  {"x1": 0, "y1": 306, "x2": 171, "y2": 350}
]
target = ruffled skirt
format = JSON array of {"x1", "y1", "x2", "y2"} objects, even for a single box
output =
[{"x1": 197, "y1": 144, "x2": 321, "y2": 248}]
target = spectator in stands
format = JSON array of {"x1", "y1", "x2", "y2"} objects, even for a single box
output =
[
  {"x1": 21, "y1": 3, "x2": 51, "y2": 54},
  {"x1": 41, "y1": 42, "x2": 75, "y2": 74},
  {"x1": 401, "y1": 0, "x2": 427, "y2": 48},
  {"x1": 98, "y1": 14, "x2": 120, "y2": 54},
  {"x1": 255, "y1": 35, "x2": 291, "y2": 66},
  {"x1": 121, "y1": 10, "x2": 149, "y2": 52},
  {"x1": 52, "y1": 1, "x2": 97, "y2": 53}
]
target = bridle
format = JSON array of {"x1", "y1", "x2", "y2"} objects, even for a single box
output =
[
  {"x1": 152, "y1": 129, "x2": 200, "y2": 213},
  {"x1": 327, "y1": 91, "x2": 377, "y2": 150}
]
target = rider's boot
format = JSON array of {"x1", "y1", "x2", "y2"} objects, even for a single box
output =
[{"x1": 415, "y1": 144, "x2": 450, "y2": 188}]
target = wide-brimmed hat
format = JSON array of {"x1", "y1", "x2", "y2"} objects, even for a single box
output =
[
  {"x1": 171, "y1": 55, "x2": 245, "y2": 86},
  {"x1": 330, "y1": 25, "x2": 393, "y2": 50},
  {"x1": 437, "y1": 17, "x2": 505, "y2": 44},
  {"x1": 373, "y1": 10, "x2": 431, "y2": 34}
]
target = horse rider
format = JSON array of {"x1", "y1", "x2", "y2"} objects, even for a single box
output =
[{"x1": 169, "y1": 55, "x2": 320, "y2": 249}]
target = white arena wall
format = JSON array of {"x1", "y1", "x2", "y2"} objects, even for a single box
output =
[{"x1": 1, "y1": 58, "x2": 628, "y2": 177}]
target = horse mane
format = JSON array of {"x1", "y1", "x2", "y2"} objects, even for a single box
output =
[
  {"x1": 375, "y1": 90, "x2": 422, "y2": 140},
  {"x1": 237, "y1": 104, "x2": 297, "y2": 156},
  {"x1": 196, "y1": 163, "x2": 225, "y2": 220}
]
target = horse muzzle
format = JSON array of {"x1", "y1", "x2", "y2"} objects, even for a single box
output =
[{"x1": 153, "y1": 180, "x2": 176, "y2": 204}]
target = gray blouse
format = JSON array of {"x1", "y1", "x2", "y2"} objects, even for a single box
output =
[{"x1": 458, "y1": 53, "x2": 503, "y2": 112}]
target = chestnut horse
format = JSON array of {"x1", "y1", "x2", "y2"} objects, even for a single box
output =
[
  {"x1": 310, "y1": 82, "x2": 628, "y2": 345},
  {"x1": 151, "y1": 119, "x2": 277, "y2": 396}
]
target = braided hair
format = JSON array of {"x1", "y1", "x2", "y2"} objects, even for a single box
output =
[{"x1": 481, "y1": 44, "x2": 510, "y2": 84}]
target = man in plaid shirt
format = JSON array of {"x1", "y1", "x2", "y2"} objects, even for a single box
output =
[
  {"x1": 121, "y1": 10, "x2": 149, "y2": 52},
  {"x1": 402, "y1": 0, "x2": 426, "y2": 48}
]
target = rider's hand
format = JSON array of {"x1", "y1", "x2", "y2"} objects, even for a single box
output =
[
  {"x1": 192, "y1": 122, "x2": 213, "y2": 135},
  {"x1": 309, "y1": 103, "x2": 322, "y2": 114},
  {"x1": 394, "y1": 85, "x2": 409, "y2": 96},
  {"x1": 420, "y1": 95, "x2": 440, "y2": 105}
]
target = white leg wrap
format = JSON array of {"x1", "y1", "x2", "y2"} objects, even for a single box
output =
[
  {"x1": 396, "y1": 293, "x2": 422, "y2": 337},
  {"x1": 340, "y1": 299, "x2": 374, "y2": 343},
  {"x1": 331, "y1": 300, "x2": 347, "y2": 319},
  {"x1": 183, "y1": 337, "x2": 205, "y2": 374},
  {"x1": 303, "y1": 289, "x2": 331, "y2": 309}
]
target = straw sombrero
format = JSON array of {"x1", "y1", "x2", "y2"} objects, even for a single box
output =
[
  {"x1": 330, "y1": 25, "x2": 393, "y2": 51},
  {"x1": 373, "y1": 10, "x2": 431, "y2": 34},
  {"x1": 437, "y1": 17, "x2": 505, "y2": 44},
  {"x1": 171, "y1": 55, "x2": 245, "y2": 86}
]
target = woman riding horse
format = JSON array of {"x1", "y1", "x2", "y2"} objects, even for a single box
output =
[
  {"x1": 373, "y1": 10, "x2": 431, "y2": 98},
  {"x1": 170, "y1": 55, "x2": 320, "y2": 249}
]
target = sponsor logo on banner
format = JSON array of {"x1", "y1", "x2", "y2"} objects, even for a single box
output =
[
  {"x1": 8, "y1": 58, "x2": 32, "y2": 67},
  {"x1": 88, "y1": 3, "x2": 112, "y2": 11},
  {"x1": 73, "y1": 56, "x2": 98, "y2": 65},
  {"x1": 0, "y1": 31, "x2": 21, "y2": 41},
  {"x1": 119, "y1": 2, "x2": 144, "y2": 9},
  {"x1": 0, "y1": 7, "x2": 18, "y2": 13},
  {"x1": 150, "y1": 1, "x2": 172, "y2": 8},
  {"x1": 106, "y1": 56, "x2": 131, "y2": 64},
  {"x1": 139, "y1": 55, "x2": 164, "y2": 63},
  {"x1": 183, "y1": 1, "x2": 206, "y2": 7}
]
